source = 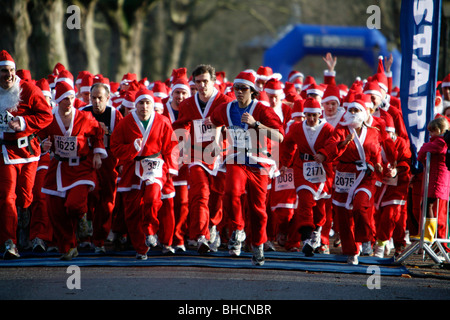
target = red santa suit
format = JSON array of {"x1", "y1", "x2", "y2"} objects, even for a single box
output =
[
  {"x1": 161, "y1": 86, "x2": 191, "y2": 249},
  {"x1": 0, "y1": 53, "x2": 53, "y2": 254},
  {"x1": 80, "y1": 104, "x2": 123, "y2": 250},
  {"x1": 40, "y1": 84, "x2": 107, "y2": 255},
  {"x1": 320, "y1": 100, "x2": 382, "y2": 258},
  {"x1": 172, "y1": 86, "x2": 233, "y2": 246},
  {"x1": 374, "y1": 134, "x2": 411, "y2": 254},
  {"x1": 280, "y1": 99, "x2": 335, "y2": 253},
  {"x1": 110, "y1": 90, "x2": 179, "y2": 256},
  {"x1": 210, "y1": 94, "x2": 284, "y2": 250}
]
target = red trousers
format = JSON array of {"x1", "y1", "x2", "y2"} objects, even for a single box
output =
[
  {"x1": 173, "y1": 184, "x2": 189, "y2": 246},
  {"x1": 88, "y1": 157, "x2": 119, "y2": 247},
  {"x1": 30, "y1": 167, "x2": 53, "y2": 242},
  {"x1": 122, "y1": 183, "x2": 162, "y2": 255},
  {"x1": 335, "y1": 191, "x2": 375, "y2": 256},
  {"x1": 223, "y1": 164, "x2": 269, "y2": 246},
  {"x1": 295, "y1": 189, "x2": 327, "y2": 230},
  {"x1": 274, "y1": 207, "x2": 301, "y2": 250},
  {"x1": 47, "y1": 184, "x2": 91, "y2": 253},
  {"x1": 187, "y1": 165, "x2": 225, "y2": 240},
  {"x1": 0, "y1": 159, "x2": 37, "y2": 244}
]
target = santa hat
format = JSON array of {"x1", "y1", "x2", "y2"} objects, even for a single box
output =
[
  {"x1": 258, "y1": 91, "x2": 270, "y2": 107},
  {"x1": 154, "y1": 96, "x2": 163, "y2": 111},
  {"x1": 76, "y1": 71, "x2": 92, "y2": 85},
  {"x1": 54, "y1": 81, "x2": 75, "y2": 104},
  {"x1": 343, "y1": 89, "x2": 358, "y2": 108},
  {"x1": 283, "y1": 82, "x2": 299, "y2": 102},
  {"x1": 110, "y1": 82, "x2": 120, "y2": 95},
  {"x1": 256, "y1": 66, "x2": 282, "y2": 82},
  {"x1": 338, "y1": 84, "x2": 349, "y2": 97},
  {"x1": 16, "y1": 69, "x2": 32, "y2": 82},
  {"x1": 215, "y1": 71, "x2": 226, "y2": 85},
  {"x1": 264, "y1": 78, "x2": 285, "y2": 98},
  {"x1": 234, "y1": 70, "x2": 257, "y2": 91},
  {"x1": 80, "y1": 73, "x2": 93, "y2": 93},
  {"x1": 303, "y1": 97, "x2": 322, "y2": 115},
  {"x1": 47, "y1": 75, "x2": 57, "y2": 90},
  {"x1": 442, "y1": 74, "x2": 450, "y2": 88},
  {"x1": 171, "y1": 78, "x2": 191, "y2": 97},
  {"x1": 0, "y1": 50, "x2": 15, "y2": 69},
  {"x1": 170, "y1": 68, "x2": 188, "y2": 84},
  {"x1": 121, "y1": 90, "x2": 136, "y2": 109},
  {"x1": 52, "y1": 63, "x2": 66, "y2": 76},
  {"x1": 355, "y1": 93, "x2": 374, "y2": 110},
  {"x1": 306, "y1": 83, "x2": 325, "y2": 97},
  {"x1": 56, "y1": 69, "x2": 75, "y2": 88},
  {"x1": 139, "y1": 77, "x2": 150, "y2": 88},
  {"x1": 288, "y1": 70, "x2": 304, "y2": 83},
  {"x1": 36, "y1": 78, "x2": 52, "y2": 99},
  {"x1": 322, "y1": 85, "x2": 341, "y2": 105},
  {"x1": 373, "y1": 72, "x2": 388, "y2": 92},
  {"x1": 134, "y1": 89, "x2": 155, "y2": 105},
  {"x1": 151, "y1": 81, "x2": 169, "y2": 99},
  {"x1": 391, "y1": 86, "x2": 400, "y2": 97},
  {"x1": 348, "y1": 99, "x2": 369, "y2": 120},
  {"x1": 363, "y1": 81, "x2": 382, "y2": 98},
  {"x1": 302, "y1": 76, "x2": 316, "y2": 91},
  {"x1": 121, "y1": 73, "x2": 137, "y2": 85},
  {"x1": 93, "y1": 74, "x2": 110, "y2": 90},
  {"x1": 291, "y1": 99, "x2": 305, "y2": 118}
]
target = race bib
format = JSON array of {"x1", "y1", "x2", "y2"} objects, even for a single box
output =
[
  {"x1": 275, "y1": 168, "x2": 295, "y2": 191},
  {"x1": 0, "y1": 110, "x2": 14, "y2": 133},
  {"x1": 193, "y1": 119, "x2": 214, "y2": 143},
  {"x1": 140, "y1": 158, "x2": 164, "y2": 181},
  {"x1": 303, "y1": 161, "x2": 326, "y2": 183},
  {"x1": 228, "y1": 127, "x2": 251, "y2": 149},
  {"x1": 334, "y1": 171, "x2": 356, "y2": 193},
  {"x1": 54, "y1": 135, "x2": 78, "y2": 158}
]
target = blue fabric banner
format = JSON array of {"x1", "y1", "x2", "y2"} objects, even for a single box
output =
[{"x1": 399, "y1": 0, "x2": 442, "y2": 173}]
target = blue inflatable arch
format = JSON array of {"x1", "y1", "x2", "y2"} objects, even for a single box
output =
[{"x1": 263, "y1": 24, "x2": 401, "y2": 87}]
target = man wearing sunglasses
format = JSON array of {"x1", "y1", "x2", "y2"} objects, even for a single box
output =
[{"x1": 208, "y1": 70, "x2": 284, "y2": 266}]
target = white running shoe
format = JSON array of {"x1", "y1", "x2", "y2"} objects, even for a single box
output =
[{"x1": 347, "y1": 255, "x2": 359, "y2": 265}]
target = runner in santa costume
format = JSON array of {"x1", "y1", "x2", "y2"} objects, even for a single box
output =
[
  {"x1": 317, "y1": 98, "x2": 383, "y2": 265},
  {"x1": 80, "y1": 82, "x2": 123, "y2": 253},
  {"x1": 0, "y1": 50, "x2": 53, "y2": 259},
  {"x1": 263, "y1": 78, "x2": 296, "y2": 251},
  {"x1": 172, "y1": 64, "x2": 233, "y2": 254},
  {"x1": 209, "y1": 70, "x2": 284, "y2": 266},
  {"x1": 373, "y1": 127, "x2": 412, "y2": 258},
  {"x1": 280, "y1": 98, "x2": 335, "y2": 256},
  {"x1": 110, "y1": 89, "x2": 179, "y2": 259},
  {"x1": 40, "y1": 81, "x2": 107, "y2": 260},
  {"x1": 161, "y1": 77, "x2": 192, "y2": 252}
]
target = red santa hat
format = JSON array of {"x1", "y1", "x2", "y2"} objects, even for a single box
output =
[
  {"x1": 258, "y1": 90, "x2": 270, "y2": 107},
  {"x1": 343, "y1": 89, "x2": 358, "y2": 108},
  {"x1": 35, "y1": 78, "x2": 52, "y2": 99},
  {"x1": 151, "y1": 81, "x2": 169, "y2": 99},
  {"x1": 263, "y1": 78, "x2": 285, "y2": 98},
  {"x1": 256, "y1": 66, "x2": 281, "y2": 82},
  {"x1": 216, "y1": 71, "x2": 226, "y2": 85},
  {"x1": 348, "y1": 99, "x2": 369, "y2": 117},
  {"x1": 54, "y1": 81, "x2": 75, "y2": 104},
  {"x1": 355, "y1": 93, "x2": 374, "y2": 110},
  {"x1": 291, "y1": 99, "x2": 305, "y2": 118},
  {"x1": 154, "y1": 96, "x2": 163, "y2": 111},
  {"x1": 121, "y1": 73, "x2": 137, "y2": 85},
  {"x1": 306, "y1": 83, "x2": 325, "y2": 97},
  {"x1": 303, "y1": 97, "x2": 322, "y2": 115},
  {"x1": 16, "y1": 69, "x2": 32, "y2": 82},
  {"x1": 80, "y1": 73, "x2": 93, "y2": 93},
  {"x1": 442, "y1": 74, "x2": 450, "y2": 88},
  {"x1": 76, "y1": 71, "x2": 92, "y2": 85},
  {"x1": 110, "y1": 82, "x2": 120, "y2": 94},
  {"x1": 135, "y1": 89, "x2": 155, "y2": 105},
  {"x1": 321, "y1": 85, "x2": 341, "y2": 105},
  {"x1": 56, "y1": 69, "x2": 75, "y2": 88},
  {"x1": 338, "y1": 84, "x2": 349, "y2": 97},
  {"x1": 122, "y1": 90, "x2": 136, "y2": 109},
  {"x1": 170, "y1": 68, "x2": 188, "y2": 84},
  {"x1": 171, "y1": 78, "x2": 191, "y2": 97},
  {"x1": 391, "y1": 86, "x2": 400, "y2": 97},
  {"x1": 52, "y1": 63, "x2": 66, "y2": 76},
  {"x1": 93, "y1": 74, "x2": 110, "y2": 90},
  {"x1": 363, "y1": 81, "x2": 383, "y2": 98},
  {"x1": 283, "y1": 82, "x2": 299, "y2": 103},
  {"x1": 234, "y1": 70, "x2": 257, "y2": 91},
  {"x1": 288, "y1": 70, "x2": 304, "y2": 83},
  {"x1": 302, "y1": 76, "x2": 316, "y2": 91},
  {"x1": 0, "y1": 50, "x2": 15, "y2": 69}
]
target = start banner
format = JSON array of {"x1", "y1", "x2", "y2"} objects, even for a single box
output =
[{"x1": 399, "y1": 0, "x2": 442, "y2": 172}]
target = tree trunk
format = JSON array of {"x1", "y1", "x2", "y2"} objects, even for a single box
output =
[{"x1": 0, "y1": 0, "x2": 32, "y2": 72}]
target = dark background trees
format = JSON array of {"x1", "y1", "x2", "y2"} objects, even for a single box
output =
[{"x1": 0, "y1": 0, "x2": 448, "y2": 86}]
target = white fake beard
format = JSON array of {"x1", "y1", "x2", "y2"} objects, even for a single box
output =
[
  {"x1": 0, "y1": 79, "x2": 21, "y2": 113},
  {"x1": 340, "y1": 111, "x2": 366, "y2": 128}
]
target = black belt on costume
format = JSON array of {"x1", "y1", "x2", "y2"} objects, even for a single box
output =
[
  {"x1": 134, "y1": 151, "x2": 161, "y2": 161},
  {"x1": 0, "y1": 134, "x2": 38, "y2": 155},
  {"x1": 299, "y1": 152, "x2": 314, "y2": 161},
  {"x1": 53, "y1": 154, "x2": 87, "y2": 163}
]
